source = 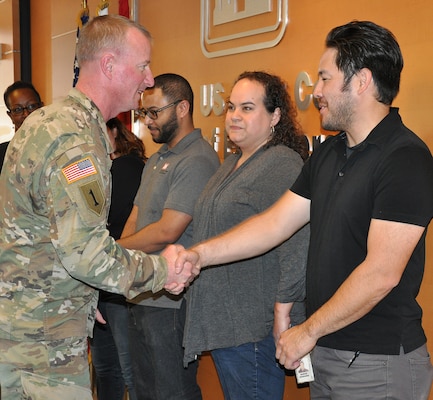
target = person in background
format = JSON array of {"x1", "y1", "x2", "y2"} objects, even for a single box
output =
[
  {"x1": 118, "y1": 73, "x2": 220, "y2": 400},
  {"x1": 90, "y1": 117, "x2": 146, "y2": 400},
  {"x1": 182, "y1": 71, "x2": 309, "y2": 400},
  {"x1": 174, "y1": 21, "x2": 433, "y2": 400},
  {"x1": 0, "y1": 15, "x2": 195, "y2": 400},
  {"x1": 1, "y1": 81, "x2": 43, "y2": 172}
]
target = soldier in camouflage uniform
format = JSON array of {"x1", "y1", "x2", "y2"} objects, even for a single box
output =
[{"x1": 0, "y1": 15, "x2": 195, "y2": 400}]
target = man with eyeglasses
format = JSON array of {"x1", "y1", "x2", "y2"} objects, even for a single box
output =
[
  {"x1": 1, "y1": 81, "x2": 43, "y2": 172},
  {"x1": 118, "y1": 73, "x2": 220, "y2": 400}
]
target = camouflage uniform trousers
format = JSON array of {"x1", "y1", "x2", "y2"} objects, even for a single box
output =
[{"x1": 0, "y1": 336, "x2": 93, "y2": 400}]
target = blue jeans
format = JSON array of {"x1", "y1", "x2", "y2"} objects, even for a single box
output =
[
  {"x1": 211, "y1": 329, "x2": 285, "y2": 400},
  {"x1": 310, "y1": 344, "x2": 433, "y2": 400},
  {"x1": 90, "y1": 297, "x2": 137, "y2": 400},
  {"x1": 128, "y1": 301, "x2": 202, "y2": 400}
]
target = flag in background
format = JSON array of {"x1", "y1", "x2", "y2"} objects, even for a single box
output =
[
  {"x1": 117, "y1": 0, "x2": 132, "y2": 130},
  {"x1": 96, "y1": 0, "x2": 110, "y2": 16},
  {"x1": 72, "y1": 1, "x2": 89, "y2": 87},
  {"x1": 73, "y1": 1, "x2": 109, "y2": 87},
  {"x1": 119, "y1": 0, "x2": 129, "y2": 17}
]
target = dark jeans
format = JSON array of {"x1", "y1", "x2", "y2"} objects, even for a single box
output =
[
  {"x1": 211, "y1": 329, "x2": 285, "y2": 400},
  {"x1": 128, "y1": 301, "x2": 202, "y2": 400},
  {"x1": 90, "y1": 297, "x2": 137, "y2": 400}
]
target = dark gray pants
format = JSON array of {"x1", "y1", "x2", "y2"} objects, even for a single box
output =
[{"x1": 310, "y1": 344, "x2": 433, "y2": 400}]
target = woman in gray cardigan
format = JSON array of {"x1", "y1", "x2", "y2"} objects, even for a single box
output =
[{"x1": 183, "y1": 71, "x2": 310, "y2": 400}]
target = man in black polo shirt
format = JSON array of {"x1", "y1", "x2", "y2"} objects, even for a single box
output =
[{"x1": 172, "y1": 21, "x2": 433, "y2": 400}]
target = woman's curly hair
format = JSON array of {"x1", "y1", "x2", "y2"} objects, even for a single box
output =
[{"x1": 233, "y1": 71, "x2": 309, "y2": 161}]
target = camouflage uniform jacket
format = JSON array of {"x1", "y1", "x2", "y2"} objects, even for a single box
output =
[{"x1": 0, "y1": 89, "x2": 167, "y2": 342}]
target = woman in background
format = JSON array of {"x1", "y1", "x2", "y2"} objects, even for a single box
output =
[
  {"x1": 183, "y1": 71, "x2": 310, "y2": 400},
  {"x1": 90, "y1": 117, "x2": 146, "y2": 400}
]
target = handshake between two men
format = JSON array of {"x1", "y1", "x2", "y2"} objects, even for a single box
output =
[{"x1": 162, "y1": 244, "x2": 201, "y2": 295}]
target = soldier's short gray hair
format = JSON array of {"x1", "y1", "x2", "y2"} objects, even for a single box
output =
[{"x1": 76, "y1": 14, "x2": 152, "y2": 66}]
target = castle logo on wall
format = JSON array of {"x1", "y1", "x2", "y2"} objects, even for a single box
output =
[{"x1": 201, "y1": 0, "x2": 288, "y2": 58}]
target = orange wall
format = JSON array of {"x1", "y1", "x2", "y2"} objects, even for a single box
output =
[
  {"x1": 30, "y1": 1, "x2": 433, "y2": 399},
  {"x1": 136, "y1": 0, "x2": 433, "y2": 156}
]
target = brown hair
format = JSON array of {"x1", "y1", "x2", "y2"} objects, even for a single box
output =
[{"x1": 106, "y1": 117, "x2": 146, "y2": 161}]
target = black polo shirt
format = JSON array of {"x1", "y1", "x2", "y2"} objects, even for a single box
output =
[{"x1": 291, "y1": 108, "x2": 433, "y2": 354}]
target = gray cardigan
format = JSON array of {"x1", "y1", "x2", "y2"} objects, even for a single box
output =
[{"x1": 183, "y1": 144, "x2": 310, "y2": 365}]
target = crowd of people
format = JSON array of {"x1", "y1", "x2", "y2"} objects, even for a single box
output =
[{"x1": 0, "y1": 13, "x2": 432, "y2": 400}]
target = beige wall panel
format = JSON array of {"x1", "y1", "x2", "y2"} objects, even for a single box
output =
[{"x1": 0, "y1": 0, "x2": 17, "y2": 142}]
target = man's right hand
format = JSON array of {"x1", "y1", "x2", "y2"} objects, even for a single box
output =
[
  {"x1": 175, "y1": 247, "x2": 201, "y2": 275},
  {"x1": 162, "y1": 244, "x2": 199, "y2": 295}
]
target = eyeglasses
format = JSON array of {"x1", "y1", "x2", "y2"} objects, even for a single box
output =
[
  {"x1": 136, "y1": 100, "x2": 182, "y2": 120},
  {"x1": 9, "y1": 103, "x2": 42, "y2": 116}
]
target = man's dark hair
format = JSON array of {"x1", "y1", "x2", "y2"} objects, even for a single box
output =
[
  {"x1": 3, "y1": 81, "x2": 42, "y2": 110},
  {"x1": 326, "y1": 20, "x2": 403, "y2": 105},
  {"x1": 150, "y1": 73, "x2": 194, "y2": 117}
]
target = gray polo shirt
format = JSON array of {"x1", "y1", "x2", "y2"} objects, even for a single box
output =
[{"x1": 129, "y1": 128, "x2": 220, "y2": 308}]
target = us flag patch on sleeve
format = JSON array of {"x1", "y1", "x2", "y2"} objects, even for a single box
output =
[{"x1": 62, "y1": 157, "x2": 97, "y2": 184}]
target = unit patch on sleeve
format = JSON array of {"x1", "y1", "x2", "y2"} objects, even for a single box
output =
[
  {"x1": 62, "y1": 157, "x2": 97, "y2": 184},
  {"x1": 79, "y1": 179, "x2": 105, "y2": 216}
]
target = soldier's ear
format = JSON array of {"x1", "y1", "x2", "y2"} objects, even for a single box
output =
[{"x1": 101, "y1": 54, "x2": 115, "y2": 78}]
